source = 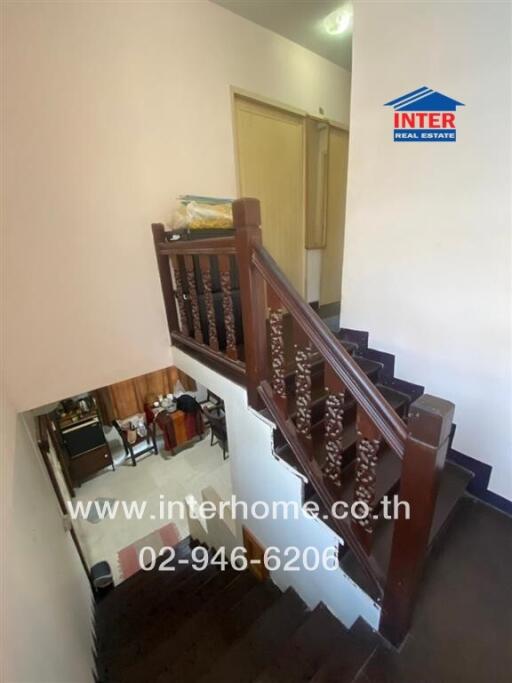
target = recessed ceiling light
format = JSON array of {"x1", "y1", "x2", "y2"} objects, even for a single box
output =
[{"x1": 324, "y1": 6, "x2": 352, "y2": 35}]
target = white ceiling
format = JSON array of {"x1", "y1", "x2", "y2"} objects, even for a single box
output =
[{"x1": 212, "y1": 0, "x2": 353, "y2": 70}]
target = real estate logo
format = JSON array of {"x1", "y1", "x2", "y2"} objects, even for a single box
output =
[{"x1": 384, "y1": 86, "x2": 464, "y2": 142}]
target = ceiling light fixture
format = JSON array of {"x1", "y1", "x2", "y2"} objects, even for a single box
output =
[{"x1": 324, "y1": 6, "x2": 352, "y2": 35}]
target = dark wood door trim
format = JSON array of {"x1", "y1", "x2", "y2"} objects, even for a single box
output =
[{"x1": 37, "y1": 415, "x2": 91, "y2": 586}]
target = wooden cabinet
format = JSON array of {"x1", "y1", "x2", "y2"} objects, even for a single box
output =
[{"x1": 68, "y1": 445, "x2": 114, "y2": 487}]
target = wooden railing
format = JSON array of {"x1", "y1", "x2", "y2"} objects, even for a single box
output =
[
  {"x1": 152, "y1": 198, "x2": 455, "y2": 646},
  {"x1": 152, "y1": 224, "x2": 246, "y2": 384}
]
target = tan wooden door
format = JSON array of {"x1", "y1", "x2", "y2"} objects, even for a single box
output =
[
  {"x1": 320, "y1": 126, "x2": 349, "y2": 306},
  {"x1": 234, "y1": 96, "x2": 306, "y2": 296},
  {"x1": 242, "y1": 526, "x2": 269, "y2": 582}
]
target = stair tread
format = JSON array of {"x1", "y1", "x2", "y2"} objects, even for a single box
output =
[
  {"x1": 310, "y1": 617, "x2": 380, "y2": 683},
  {"x1": 197, "y1": 588, "x2": 308, "y2": 683},
  {"x1": 375, "y1": 384, "x2": 411, "y2": 416},
  {"x1": 341, "y1": 461, "x2": 473, "y2": 599},
  {"x1": 101, "y1": 561, "x2": 229, "y2": 661},
  {"x1": 96, "y1": 540, "x2": 195, "y2": 630},
  {"x1": 120, "y1": 571, "x2": 257, "y2": 683},
  {"x1": 353, "y1": 355, "x2": 383, "y2": 379},
  {"x1": 97, "y1": 537, "x2": 192, "y2": 610},
  {"x1": 154, "y1": 579, "x2": 283, "y2": 682},
  {"x1": 255, "y1": 603, "x2": 349, "y2": 683}
]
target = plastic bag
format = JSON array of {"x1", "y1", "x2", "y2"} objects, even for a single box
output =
[
  {"x1": 186, "y1": 201, "x2": 233, "y2": 229},
  {"x1": 171, "y1": 200, "x2": 233, "y2": 230}
]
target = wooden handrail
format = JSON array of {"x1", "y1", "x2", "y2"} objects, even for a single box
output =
[
  {"x1": 252, "y1": 244, "x2": 408, "y2": 459},
  {"x1": 157, "y1": 236, "x2": 236, "y2": 256},
  {"x1": 152, "y1": 199, "x2": 456, "y2": 645}
]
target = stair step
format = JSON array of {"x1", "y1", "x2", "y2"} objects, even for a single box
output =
[
  {"x1": 96, "y1": 539, "x2": 195, "y2": 634},
  {"x1": 120, "y1": 571, "x2": 257, "y2": 683},
  {"x1": 353, "y1": 356, "x2": 383, "y2": 382},
  {"x1": 197, "y1": 588, "x2": 308, "y2": 683},
  {"x1": 255, "y1": 603, "x2": 349, "y2": 683},
  {"x1": 340, "y1": 461, "x2": 473, "y2": 600},
  {"x1": 376, "y1": 384, "x2": 411, "y2": 418},
  {"x1": 310, "y1": 617, "x2": 380, "y2": 682},
  {"x1": 336, "y1": 328, "x2": 369, "y2": 354},
  {"x1": 155, "y1": 580, "x2": 282, "y2": 682},
  {"x1": 101, "y1": 561, "x2": 228, "y2": 661}
]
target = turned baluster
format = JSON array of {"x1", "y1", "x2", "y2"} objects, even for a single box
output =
[
  {"x1": 353, "y1": 407, "x2": 381, "y2": 551},
  {"x1": 267, "y1": 286, "x2": 287, "y2": 416},
  {"x1": 183, "y1": 254, "x2": 203, "y2": 343},
  {"x1": 294, "y1": 323, "x2": 313, "y2": 457},
  {"x1": 199, "y1": 255, "x2": 219, "y2": 351},
  {"x1": 218, "y1": 254, "x2": 238, "y2": 360},
  {"x1": 322, "y1": 363, "x2": 346, "y2": 487},
  {"x1": 170, "y1": 254, "x2": 189, "y2": 335}
]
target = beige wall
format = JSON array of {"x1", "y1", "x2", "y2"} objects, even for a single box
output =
[
  {"x1": 1, "y1": 392, "x2": 94, "y2": 682},
  {"x1": 3, "y1": 0, "x2": 351, "y2": 412},
  {"x1": 342, "y1": 1, "x2": 511, "y2": 499}
]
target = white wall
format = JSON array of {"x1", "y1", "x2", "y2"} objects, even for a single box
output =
[
  {"x1": 343, "y1": 1, "x2": 511, "y2": 499},
  {"x1": 1, "y1": 393, "x2": 94, "y2": 682},
  {"x1": 2, "y1": 0, "x2": 350, "y2": 413},
  {"x1": 172, "y1": 347, "x2": 380, "y2": 630}
]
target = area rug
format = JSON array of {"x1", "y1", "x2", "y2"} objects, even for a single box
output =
[{"x1": 118, "y1": 522, "x2": 181, "y2": 580}]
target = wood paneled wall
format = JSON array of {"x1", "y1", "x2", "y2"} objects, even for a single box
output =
[{"x1": 95, "y1": 366, "x2": 196, "y2": 422}]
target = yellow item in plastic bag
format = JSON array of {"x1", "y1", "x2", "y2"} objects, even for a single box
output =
[{"x1": 186, "y1": 201, "x2": 233, "y2": 229}]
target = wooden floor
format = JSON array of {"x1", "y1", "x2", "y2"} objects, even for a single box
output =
[
  {"x1": 95, "y1": 497, "x2": 512, "y2": 683},
  {"x1": 356, "y1": 497, "x2": 512, "y2": 683}
]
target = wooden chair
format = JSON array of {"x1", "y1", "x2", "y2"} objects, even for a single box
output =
[
  {"x1": 113, "y1": 416, "x2": 158, "y2": 466},
  {"x1": 202, "y1": 404, "x2": 228, "y2": 460}
]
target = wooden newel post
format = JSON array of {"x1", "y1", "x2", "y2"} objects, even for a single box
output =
[
  {"x1": 152, "y1": 223, "x2": 179, "y2": 336},
  {"x1": 233, "y1": 198, "x2": 268, "y2": 409},
  {"x1": 380, "y1": 394, "x2": 455, "y2": 646}
]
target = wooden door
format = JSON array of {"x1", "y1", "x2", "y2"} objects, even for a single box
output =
[
  {"x1": 320, "y1": 126, "x2": 349, "y2": 306},
  {"x1": 234, "y1": 96, "x2": 306, "y2": 296},
  {"x1": 242, "y1": 526, "x2": 269, "y2": 581}
]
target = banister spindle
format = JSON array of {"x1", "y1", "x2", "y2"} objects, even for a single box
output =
[
  {"x1": 170, "y1": 254, "x2": 188, "y2": 335},
  {"x1": 294, "y1": 323, "x2": 313, "y2": 456},
  {"x1": 199, "y1": 255, "x2": 219, "y2": 351},
  {"x1": 322, "y1": 363, "x2": 346, "y2": 487},
  {"x1": 218, "y1": 254, "x2": 238, "y2": 360},
  {"x1": 183, "y1": 254, "x2": 203, "y2": 343},
  {"x1": 267, "y1": 286, "x2": 287, "y2": 415},
  {"x1": 353, "y1": 407, "x2": 381, "y2": 550}
]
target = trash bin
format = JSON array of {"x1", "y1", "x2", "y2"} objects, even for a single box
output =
[{"x1": 90, "y1": 560, "x2": 113, "y2": 595}]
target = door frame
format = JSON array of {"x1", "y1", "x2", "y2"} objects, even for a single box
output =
[
  {"x1": 230, "y1": 87, "x2": 349, "y2": 302},
  {"x1": 37, "y1": 414, "x2": 92, "y2": 585},
  {"x1": 232, "y1": 90, "x2": 308, "y2": 295}
]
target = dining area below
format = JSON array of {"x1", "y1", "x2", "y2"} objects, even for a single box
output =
[{"x1": 33, "y1": 364, "x2": 232, "y2": 586}]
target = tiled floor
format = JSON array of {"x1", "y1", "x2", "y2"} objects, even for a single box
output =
[{"x1": 71, "y1": 426, "x2": 232, "y2": 584}]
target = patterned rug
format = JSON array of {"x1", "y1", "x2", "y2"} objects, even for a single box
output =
[{"x1": 118, "y1": 522, "x2": 181, "y2": 580}]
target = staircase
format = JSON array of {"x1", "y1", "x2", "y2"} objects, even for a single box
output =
[
  {"x1": 267, "y1": 322, "x2": 473, "y2": 601},
  {"x1": 151, "y1": 197, "x2": 474, "y2": 646},
  {"x1": 95, "y1": 538, "x2": 382, "y2": 683}
]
